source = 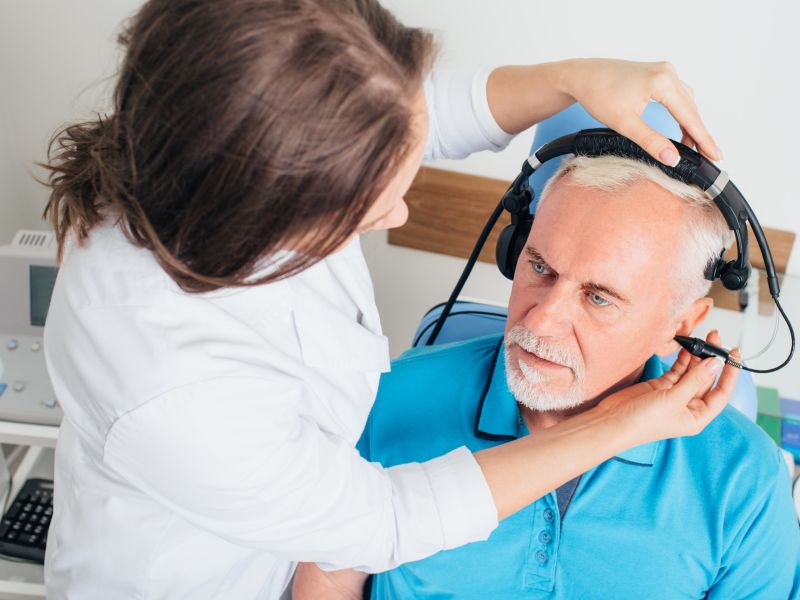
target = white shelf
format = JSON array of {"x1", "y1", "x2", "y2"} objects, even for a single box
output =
[
  {"x1": 0, "y1": 424, "x2": 57, "y2": 450},
  {"x1": 0, "y1": 580, "x2": 45, "y2": 600}
]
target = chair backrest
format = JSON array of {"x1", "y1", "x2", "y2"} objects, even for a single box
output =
[
  {"x1": 413, "y1": 300, "x2": 758, "y2": 422},
  {"x1": 413, "y1": 300, "x2": 507, "y2": 347}
]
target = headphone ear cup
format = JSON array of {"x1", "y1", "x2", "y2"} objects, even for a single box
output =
[
  {"x1": 495, "y1": 225, "x2": 516, "y2": 280},
  {"x1": 495, "y1": 216, "x2": 533, "y2": 280},
  {"x1": 720, "y1": 261, "x2": 751, "y2": 291}
]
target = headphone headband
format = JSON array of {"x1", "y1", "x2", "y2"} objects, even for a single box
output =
[{"x1": 496, "y1": 127, "x2": 775, "y2": 295}]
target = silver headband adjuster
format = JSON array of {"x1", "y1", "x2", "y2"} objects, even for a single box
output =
[{"x1": 706, "y1": 170, "x2": 730, "y2": 199}]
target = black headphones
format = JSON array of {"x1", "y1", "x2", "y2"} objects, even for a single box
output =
[
  {"x1": 495, "y1": 128, "x2": 768, "y2": 294},
  {"x1": 427, "y1": 128, "x2": 794, "y2": 373}
]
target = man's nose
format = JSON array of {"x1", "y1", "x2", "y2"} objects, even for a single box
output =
[{"x1": 521, "y1": 282, "x2": 576, "y2": 338}]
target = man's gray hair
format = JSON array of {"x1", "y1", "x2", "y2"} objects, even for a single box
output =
[{"x1": 538, "y1": 155, "x2": 735, "y2": 311}]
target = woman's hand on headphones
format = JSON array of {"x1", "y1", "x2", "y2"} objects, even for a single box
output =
[
  {"x1": 487, "y1": 60, "x2": 722, "y2": 168},
  {"x1": 597, "y1": 329, "x2": 739, "y2": 444},
  {"x1": 557, "y1": 59, "x2": 723, "y2": 166}
]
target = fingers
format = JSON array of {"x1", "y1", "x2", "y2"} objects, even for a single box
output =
[
  {"x1": 614, "y1": 117, "x2": 682, "y2": 167},
  {"x1": 571, "y1": 60, "x2": 722, "y2": 165},
  {"x1": 695, "y1": 329, "x2": 723, "y2": 396},
  {"x1": 662, "y1": 329, "x2": 739, "y2": 434},
  {"x1": 679, "y1": 125, "x2": 696, "y2": 150},
  {"x1": 649, "y1": 67, "x2": 722, "y2": 161},
  {"x1": 692, "y1": 350, "x2": 740, "y2": 428},
  {"x1": 669, "y1": 356, "x2": 723, "y2": 406},
  {"x1": 661, "y1": 347, "x2": 693, "y2": 385}
]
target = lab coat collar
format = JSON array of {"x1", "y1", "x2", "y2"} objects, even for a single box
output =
[
  {"x1": 474, "y1": 338, "x2": 663, "y2": 467},
  {"x1": 321, "y1": 236, "x2": 383, "y2": 335}
]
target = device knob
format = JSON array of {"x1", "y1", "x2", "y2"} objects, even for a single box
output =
[{"x1": 6, "y1": 339, "x2": 18, "y2": 351}]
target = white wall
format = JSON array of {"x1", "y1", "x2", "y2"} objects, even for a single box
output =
[
  {"x1": 0, "y1": 1, "x2": 141, "y2": 243},
  {"x1": 1, "y1": 0, "x2": 798, "y2": 359}
]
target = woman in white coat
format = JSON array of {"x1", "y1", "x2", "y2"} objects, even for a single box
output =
[{"x1": 40, "y1": 0, "x2": 735, "y2": 598}]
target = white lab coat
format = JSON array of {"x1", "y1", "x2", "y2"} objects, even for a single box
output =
[{"x1": 43, "y1": 68, "x2": 515, "y2": 599}]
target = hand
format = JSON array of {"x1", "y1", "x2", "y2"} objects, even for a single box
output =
[
  {"x1": 292, "y1": 563, "x2": 367, "y2": 600},
  {"x1": 598, "y1": 330, "x2": 739, "y2": 444},
  {"x1": 558, "y1": 59, "x2": 722, "y2": 165}
]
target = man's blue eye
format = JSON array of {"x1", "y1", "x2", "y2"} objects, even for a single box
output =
[
  {"x1": 589, "y1": 293, "x2": 610, "y2": 307},
  {"x1": 532, "y1": 262, "x2": 547, "y2": 274}
]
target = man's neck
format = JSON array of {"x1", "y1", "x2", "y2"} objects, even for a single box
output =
[{"x1": 521, "y1": 363, "x2": 646, "y2": 433}]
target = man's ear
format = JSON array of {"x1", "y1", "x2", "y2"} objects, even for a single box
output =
[{"x1": 655, "y1": 297, "x2": 714, "y2": 357}]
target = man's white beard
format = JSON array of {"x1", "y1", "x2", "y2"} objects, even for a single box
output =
[{"x1": 504, "y1": 325, "x2": 586, "y2": 412}]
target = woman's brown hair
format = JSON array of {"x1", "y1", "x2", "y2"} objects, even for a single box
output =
[{"x1": 42, "y1": 0, "x2": 434, "y2": 292}]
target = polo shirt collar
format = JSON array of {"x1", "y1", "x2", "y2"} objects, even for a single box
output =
[{"x1": 475, "y1": 338, "x2": 664, "y2": 466}]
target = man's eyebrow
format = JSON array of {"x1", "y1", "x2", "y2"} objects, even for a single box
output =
[
  {"x1": 585, "y1": 282, "x2": 631, "y2": 305},
  {"x1": 524, "y1": 245, "x2": 631, "y2": 305},
  {"x1": 524, "y1": 246, "x2": 550, "y2": 266}
]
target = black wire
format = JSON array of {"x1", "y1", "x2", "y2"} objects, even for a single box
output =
[
  {"x1": 426, "y1": 200, "x2": 506, "y2": 345},
  {"x1": 735, "y1": 295, "x2": 796, "y2": 373}
]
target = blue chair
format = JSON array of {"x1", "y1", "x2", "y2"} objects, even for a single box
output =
[
  {"x1": 413, "y1": 103, "x2": 758, "y2": 422},
  {"x1": 412, "y1": 301, "x2": 507, "y2": 347}
]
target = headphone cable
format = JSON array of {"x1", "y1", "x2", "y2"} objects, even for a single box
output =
[
  {"x1": 727, "y1": 295, "x2": 796, "y2": 373},
  {"x1": 426, "y1": 199, "x2": 505, "y2": 345},
  {"x1": 740, "y1": 306, "x2": 779, "y2": 362}
]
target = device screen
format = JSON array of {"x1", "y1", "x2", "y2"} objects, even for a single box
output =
[{"x1": 29, "y1": 265, "x2": 58, "y2": 327}]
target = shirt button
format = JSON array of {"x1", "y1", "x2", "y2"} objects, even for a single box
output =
[
  {"x1": 539, "y1": 529, "x2": 553, "y2": 544},
  {"x1": 543, "y1": 508, "x2": 555, "y2": 523},
  {"x1": 535, "y1": 550, "x2": 548, "y2": 564}
]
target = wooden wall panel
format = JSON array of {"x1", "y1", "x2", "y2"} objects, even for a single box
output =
[{"x1": 388, "y1": 167, "x2": 510, "y2": 264}]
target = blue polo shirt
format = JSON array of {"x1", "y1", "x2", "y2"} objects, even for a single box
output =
[{"x1": 358, "y1": 334, "x2": 800, "y2": 599}]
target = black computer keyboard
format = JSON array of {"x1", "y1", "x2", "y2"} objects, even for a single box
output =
[{"x1": 0, "y1": 478, "x2": 53, "y2": 564}]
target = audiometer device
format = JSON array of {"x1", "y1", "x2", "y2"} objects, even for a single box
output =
[{"x1": 0, "y1": 230, "x2": 62, "y2": 426}]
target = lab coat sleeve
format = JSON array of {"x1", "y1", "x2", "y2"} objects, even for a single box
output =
[
  {"x1": 705, "y1": 448, "x2": 800, "y2": 599},
  {"x1": 424, "y1": 67, "x2": 515, "y2": 161},
  {"x1": 102, "y1": 376, "x2": 498, "y2": 572}
]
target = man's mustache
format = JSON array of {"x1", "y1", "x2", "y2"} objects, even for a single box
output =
[{"x1": 505, "y1": 325, "x2": 584, "y2": 377}]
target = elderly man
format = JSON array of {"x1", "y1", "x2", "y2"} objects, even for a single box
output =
[{"x1": 294, "y1": 155, "x2": 800, "y2": 599}]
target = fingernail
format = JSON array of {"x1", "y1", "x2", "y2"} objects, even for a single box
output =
[
  {"x1": 659, "y1": 148, "x2": 680, "y2": 167},
  {"x1": 714, "y1": 146, "x2": 723, "y2": 161},
  {"x1": 704, "y1": 357, "x2": 723, "y2": 373}
]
